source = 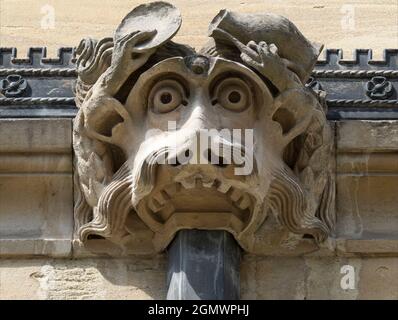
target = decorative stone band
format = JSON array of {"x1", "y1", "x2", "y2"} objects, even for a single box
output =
[
  {"x1": 0, "y1": 67, "x2": 397, "y2": 79},
  {"x1": 0, "y1": 68, "x2": 77, "y2": 77},
  {"x1": 316, "y1": 48, "x2": 398, "y2": 68},
  {"x1": 3, "y1": 67, "x2": 398, "y2": 79},
  {"x1": 312, "y1": 70, "x2": 398, "y2": 78},
  {"x1": 0, "y1": 47, "x2": 75, "y2": 67},
  {"x1": 0, "y1": 48, "x2": 76, "y2": 114},
  {"x1": 0, "y1": 47, "x2": 397, "y2": 119},
  {"x1": 314, "y1": 49, "x2": 398, "y2": 118},
  {"x1": 0, "y1": 97, "x2": 76, "y2": 105},
  {"x1": 328, "y1": 99, "x2": 398, "y2": 107}
]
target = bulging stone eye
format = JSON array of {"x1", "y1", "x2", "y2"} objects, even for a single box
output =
[
  {"x1": 149, "y1": 80, "x2": 186, "y2": 114},
  {"x1": 213, "y1": 78, "x2": 252, "y2": 112}
]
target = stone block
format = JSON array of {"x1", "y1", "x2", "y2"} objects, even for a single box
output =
[
  {"x1": 241, "y1": 256, "x2": 307, "y2": 300},
  {"x1": 337, "y1": 120, "x2": 398, "y2": 152},
  {"x1": 335, "y1": 120, "x2": 398, "y2": 255},
  {"x1": 0, "y1": 119, "x2": 73, "y2": 257},
  {"x1": 241, "y1": 255, "x2": 398, "y2": 300},
  {"x1": 0, "y1": 258, "x2": 166, "y2": 300}
]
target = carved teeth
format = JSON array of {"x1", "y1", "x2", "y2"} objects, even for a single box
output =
[
  {"x1": 161, "y1": 190, "x2": 171, "y2": 201},
  {"x1": 146, "y1": 178, "x2": 253, "y2": 217},
  {"x1": 180, "y1": 178, "x2": 196, "y2": 189},
  {"x1": 228, "y1": 188, "x2": 243, "y2": 202},
  {"x1": 163, "y1": 183, "x2": 181, "y2": 196},
  {"x1": 151, "y1": 177, "x2": 252, "y2": 214},
  {"x1": 158, "y1": 202, "x2": 175, "y2": 221},
  {"x1": 148, "y1": 198, "x2": 163, "y2": 212},
  {"x1": 179, "y1": 175, "x2": 210, "y2": 189},
  {"x1": 153, "y1": 192, "x2": 168, "y2": 206},
  {"x1": 202, "y1": 178, "x2": 216, "y2": 188},
  {"x1": 195, "y1": 177, "x2": 202, "y2": 188},
  {"x1": 216, "y1": 180, "x2": 232, "y2": 194},
  {"x1": 148, "y1": 186, "x2": 178, "y2": 213},
  {"x1": 226, "y1": 187, "x2": 252, "y2": 210},
  {"x1": 235, "y1": 193, "x2": 251, "y2": 210}
]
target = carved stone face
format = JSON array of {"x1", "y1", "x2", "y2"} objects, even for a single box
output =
[
  {"x1": 73, "y1": 4, "x2": 335, "y2": 255},
  {"x1": 119, "y1": 56, "x2": 273, "y2": 251}
]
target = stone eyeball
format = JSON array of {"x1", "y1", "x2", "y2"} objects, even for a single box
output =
[
  {"x1": 212, "y1": 78, "x2": 252, "y2": 112},
  {"x1": 148, "y1": 79, "x2": 187, "y2": 114}
]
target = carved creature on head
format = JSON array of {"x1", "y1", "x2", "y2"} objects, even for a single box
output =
[{"x1": 73, "y1": 1, "x2": 335, "y2": 255}]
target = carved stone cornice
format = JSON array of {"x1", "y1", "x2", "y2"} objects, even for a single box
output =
[
  {"x1": 0, "y1": 47, "x2": 76, "y2": 117},
  {"x1": 0, "y1": 68, "x2": 76, "y2": 77},
  {"x1": 0, "y1": 46, "x2": 397, "y2": 119},
  {"x1": 311, "y1": 49, "x2": 398, "y2": 118}
]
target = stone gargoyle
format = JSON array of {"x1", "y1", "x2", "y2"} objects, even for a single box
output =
[{"x1": 73, "y1": 2, "x2": 335, "y2": 255}]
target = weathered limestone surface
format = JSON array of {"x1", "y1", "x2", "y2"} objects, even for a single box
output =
[
  {"x1": 0, "y1": 119, "x2": 73, "y2": 257},
  {"x1": 336, "y1": 121, "x2": 398, "y2": 255},
  {"x1": 1, "y1": 256, "x2": 397, "y2": 300},
  {"x1": 241, "y1": 256, "x2": 398, "y2": 300},
  {"x1": 0, "y1": 120, "x2": 398, "y2": 299},
  {"x1": 0, "y1": 118, "x2": 396, "y2": 299},
  {"x1": 0, "y1": 2, "x2": 398, "y2": 301},
  {"x1": 0, "y1": 257, "x2": 166, "y2": 300}
]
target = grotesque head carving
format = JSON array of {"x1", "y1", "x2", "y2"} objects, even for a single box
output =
[{"x1": 73, "y1": 2, "x2": 335, "y2": 255}]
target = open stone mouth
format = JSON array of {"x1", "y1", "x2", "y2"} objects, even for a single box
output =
[{"x1": 136, "y1": 174, "x2": 257, "y2": 237}]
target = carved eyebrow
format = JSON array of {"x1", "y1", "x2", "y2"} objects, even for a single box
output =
[
  {"x1": 252, "y1": 70, "x2": 280, "y2": 97},
  {"x1": 148, "y1": 72, "x2": 186, "y2": 82},
  {"x1": 227, "y1": 67, "x2": 279, "y2": 97},
  {"x1": 208, "y1": 71, "x2": 255, "y2": 95},
  {"x1": 209, "y1": 61, "x2": 279, "y2": 97},
  {"x1": 147, "y1": 73, "x2": 190, "y2": 98}
]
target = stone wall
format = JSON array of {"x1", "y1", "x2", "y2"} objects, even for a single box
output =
[
  {"x1": 1, "y1": 256, "x2": 397, "y2": 299},
  {"x1": 1, "y1": 119, "x2": 398, "y2": 299},
  {"x1": 0, "y1": 119, "x2": 73, "y2": 257},
  {"x1": 0, "y1": 0, "x2": 398, "y2": 300}
]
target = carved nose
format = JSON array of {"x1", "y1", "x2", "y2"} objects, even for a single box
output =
[
  {"x1": 204, "y1": 148, "x2": 229, "y2": 168},
  {"x1": 167, "y1": 148, "x2": 232, "y2": 169}
]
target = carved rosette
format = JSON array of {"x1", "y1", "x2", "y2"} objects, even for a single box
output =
[
  {"x1": 366, "y1": 76, "x2": 393, "y2": 99},
  {"x1": 0, "y1": 75, "x2": 28, "y2": 97},
  {"x1": 73, "y1": 2, "x2": 335, "y2": 255}
]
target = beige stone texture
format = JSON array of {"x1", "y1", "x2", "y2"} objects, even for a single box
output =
[
  {"x1": 0, "y1": 0, "x2": 397, "y2": 57},
  {"x1": 1, "y1": 256, "x2": 397, "y2": 299},
  {"x1": 1, "y1": 120, "x2": 398, "y2": 298},
  {"x1": 241, "y1": 256, "x2": 398, "y2": 300},
  {"x1": 0, "y1": 257, "x2": 166, "y2": 300},
  {"x1": 1, "y1": 1, "x2": 398, "y2": 300},
  {"x1": 0, "y1": 119, "x2": 73, "y2": 257},
  {"x1": 335, "y1": 121, "x2": 398, "y2": 256}
]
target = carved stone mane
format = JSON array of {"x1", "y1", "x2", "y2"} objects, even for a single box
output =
[{"x1": 73, "y1": 2, "x2": 335, "y2": 255}]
